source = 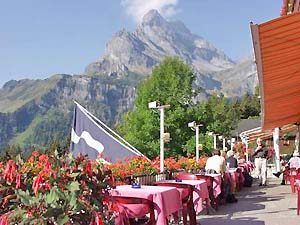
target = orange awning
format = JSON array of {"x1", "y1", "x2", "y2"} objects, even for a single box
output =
[{"x1": 251, "y1": 12, "x2": 300, "y2": 131}]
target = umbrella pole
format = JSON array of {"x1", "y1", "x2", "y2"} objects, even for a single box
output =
[
  {"x1": 273, "y1": 127, "x2": 281, "y2": 173},
  {"x1": 296, "y1": 123, "x2": 300, "y2": 153}
]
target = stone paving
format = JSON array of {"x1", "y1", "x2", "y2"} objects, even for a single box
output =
[{"x1": 197, "y1": 177, "x2": 299, "y2": 225}]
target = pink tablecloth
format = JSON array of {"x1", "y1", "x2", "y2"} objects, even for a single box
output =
[
  {"x1": 112, "y1": 185, "x2": 182, "y2": 225},
  {"x1": 157, "y1": 180, "x2": 209, "y2": 214},
  {"x1": 200, "y1": 174, "x2": 222, "y2": 198},
  {"x1": 225, "y1": 170, "x2": 237, "y2": 192},
  {"x1": 239, "y1": 162, "x2": 255, "y2": 173}
]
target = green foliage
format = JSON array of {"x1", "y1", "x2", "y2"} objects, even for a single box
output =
[
  {"x1": 0, "y1": 78, "x2": 59, "y2": 113},
  {"x1": 183, "y1": 93, "x2": 240, "y2": 155},
  {"x1": 118, "y1": 57, "x2": 197, "y2": 158},
  {"x1": 118, "y1": 57, "x2": 241, "y2": 158},
  {"x1": 0, "y1": 145, "x2": 22, "y2": 162},
  {"x1": 238, "y1": 86, "x2": 261, "y2": 119},
  {"x1": 8, "y1": 108, "x2": 72, "y2": 154},
  {"x1": 0, "y1": 151, "x2": 115, "y2": 224}
]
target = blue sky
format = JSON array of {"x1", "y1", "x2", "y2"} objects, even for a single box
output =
[{"x1": 0, "y1": 0, "x2": 282, "y2": 87}]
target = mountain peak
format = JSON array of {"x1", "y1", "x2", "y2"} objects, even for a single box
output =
[{"x1": 141, "y1": 9, "x2": 166, "y2": 26}]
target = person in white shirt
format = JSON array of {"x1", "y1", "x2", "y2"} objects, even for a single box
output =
[
  {"x1": 205, "y1": 149, "x2": 226, "y2": 175},
  {"x1": 288, "y1": 151, "x2": 300, "y2": 168}
]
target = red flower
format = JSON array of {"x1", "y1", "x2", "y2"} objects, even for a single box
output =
[
  {"x1": 3, "y1": 160, "x2": 16, "y2": 183},
  {"x1": 27, "y1": 156, "x2": 34, "y2": 163},
  {"x1": 95, "y1": 213, "x2": 104, "y2": 225},
  {"x1": 85, "y1": 161, "x2": 92, "y2": 176},
  {"x1": 32, "y1": 150, "x2": 39, "y2": 157},
  {"x1": 16, "y1": 174, "x2": 21, "y2": 189},
  {"x1": 32, "y1": 174, "x2": 43, "y2": 196},
  {"x1": 44, "y1": 159, "x2": 52, "y2": 173},
  {"x1": 26, "y1": 210, "x2": 33, "y2": 219},
  {"x1": 0, "y1": 214, "x2": 8, "y2": 225},
  {"x1": 89, "y1": 213, "x2": 104, "y2": 225},
  {"x1": 43, "y1": 181, "x2": 52, "y2": 191},
  {"x1": 39, "y1": 154, "x2": 49, "y2": 162}
]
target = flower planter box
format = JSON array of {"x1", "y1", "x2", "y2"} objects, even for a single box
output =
[
  {"x1": 135, "y1": 175, "x2": 157, "y2": 185},
  {"x1": 132, "y1": 173, "x2": 170, "y2": 185}
]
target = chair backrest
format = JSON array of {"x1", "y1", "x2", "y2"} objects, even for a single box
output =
[
  {"x1": 175, "y1": 172, "x2": 198, "y2": 180},
  {"x1": 195, "y1": 174, "x2": 213, "y2": 187},
  {"x1": 112, "y1": 196, "x2": 155, "y2": 225},
  {"x1": 291, "y1": 167, "x2": 298, "y2": 176},
  {"x1": 154, "y1": 182, "x2": 194, "y2": 203},
  {"x1": 295, "y1": 173, "x2": 300, "y2": 180}
]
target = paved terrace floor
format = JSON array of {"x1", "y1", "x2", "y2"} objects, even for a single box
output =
[{"x1": 197, "y1": 177, "x2": 299, "y2": 225}]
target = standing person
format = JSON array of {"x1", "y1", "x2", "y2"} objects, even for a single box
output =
[
  {"x1": 288, "y1": 151, "x2": 300, "y2": 168},
  {"x1": 252, "y1": 138, "x2": 269, "y2": 186}
]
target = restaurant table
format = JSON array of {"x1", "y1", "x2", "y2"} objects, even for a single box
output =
[
  {"x1": 238, "y1": 162, "x2": 255, "y2": 173},
  {"x1": 225, "y1": 168, "x2": 245, "y2": 192},
  {"x1": 197, "y1": 173, "x2": 222, "y2": 198},
  {"x1": 111, "y1": 185, "x2": 182, "y2": 225},
  {"x1": 156, "y1": 179, "x2": 209, "y2": 214}
]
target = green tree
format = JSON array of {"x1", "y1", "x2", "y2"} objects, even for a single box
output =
[
  {"x1": 45, "y1": 139, "x2": 61, "y2": 156},
  {"x1": 118, "y1": 57, "x2": 197, "y2": 158},
  {"x1": 0, "y1": 144, "x2": 22, "y2": 162},
  {"x1": 183, "y1": 93, "x2": 241, "y2": 155},
  {"x1": 239, "y1": 86, "x2": 261, "y2": 119}
]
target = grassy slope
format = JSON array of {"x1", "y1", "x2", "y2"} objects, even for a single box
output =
[
  {"x1": 10, "y1": 114, "x2": 44, "y2": 149},
  {"x1": 0, "y1": 75, "x2": 62, "y2": 113}
]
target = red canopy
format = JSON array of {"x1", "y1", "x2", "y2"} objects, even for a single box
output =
[{"x1": 251, "y1": 12, "x2": 300, "y2": 131}]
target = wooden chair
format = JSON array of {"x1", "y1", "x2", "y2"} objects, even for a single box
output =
[
  {"x1": 154, "y1": 182, "x2": 196, "y2": 225},
  {"x1": 112, "y1": 196, "x2": 155, "y2": 225},
  {"x1": 175, "y1": 172, "x2": 210, "y2": 214},
  {"x1": 288, "y1": 168, "x2": 300, "y2": 193},
  {"x1": 196, "y1": 174, "x2": 218, "y2": 211},
  {"x1": 175, "y1": 172, "x2": 198, "y2": 180}
]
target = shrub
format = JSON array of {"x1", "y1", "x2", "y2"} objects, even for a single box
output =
[{"x1": 0, "y1": 151, "x2": 115, "y2": 224}]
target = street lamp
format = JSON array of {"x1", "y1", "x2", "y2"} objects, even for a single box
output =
[
  {"x1": 148, "y1": 101, "x2": 170, "y2": 173},
  {"x1": 188, "y1": 121, "x2": 203, "y2": 161},
  {"x1": 208, "y1": 132, "x2": 218, "y2": 149},
  {"x1": 240, "y1": 134, "x2": 249, "y2": 162}
]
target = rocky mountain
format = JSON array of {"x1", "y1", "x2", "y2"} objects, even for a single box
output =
[
  {"x1": 0, "y1": 74, "x2": 139, "y2": 151},
  {"x1": 0, "y1": 10, "x2": 258, "y2": 151},
  {"x1": 86, "y1": 10, "x2": 257, "y2": 97}
]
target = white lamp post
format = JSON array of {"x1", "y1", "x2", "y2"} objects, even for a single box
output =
[
  {"x1": 230, "y1": 137, "x2": 236, "y2": 151},
  {"x1": 208, "y1": 132, "x2": 218, "y2": 149},
  {"x1": 188, "y1": 121, "x2": 203, "y2": 161},
  {"x1": 149, "y1": 101, "x2": 170, "y2": 173},
  {"x1": 240, "y1": 134, "x2": 249, "y2": 162},
  {"x1": 273, "y1": 127, "x2": 280, "y2": 172}
]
